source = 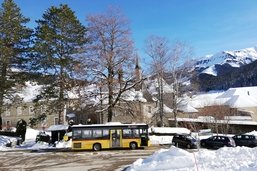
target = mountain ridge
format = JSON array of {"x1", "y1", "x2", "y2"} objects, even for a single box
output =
[
  {"x1": 194, "y1": 46, "x2": 257, "y2": 76},
  {"x1": 190, "y1": 46, "x2": 257, "y2": 91}
]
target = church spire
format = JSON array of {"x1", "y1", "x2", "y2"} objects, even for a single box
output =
[{"x1": 134, "y1": 55, "x2": 142, "y2": 90}]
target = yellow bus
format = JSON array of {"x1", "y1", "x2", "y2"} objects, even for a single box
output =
[{"x1": 71, "y1": 123, "x2": 149, "y2": 151}]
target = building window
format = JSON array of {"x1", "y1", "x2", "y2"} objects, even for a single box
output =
[
  {"x1": 54, "y1": 117, "x2": 59, "y2": 125},
  {"x1": 148, "y1": 106, "x2": 152, "y2": 113},
  {"x1": 29, "y1": 106, "x2": 34, "y2": 115},
  {"x1": 5, "y1": 107, "x2": 10, "y2": 116},
  {"x1": 17, "y1": 107, "x2": 22, "y2": 115}
]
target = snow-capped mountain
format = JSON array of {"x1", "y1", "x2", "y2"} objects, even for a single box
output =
[{"x1": 194, "y1": 47, "x2": 257, "y2": 76}]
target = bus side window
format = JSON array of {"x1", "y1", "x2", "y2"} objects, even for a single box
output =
[
  {"x1": 102, "y1": 129, "x2": 109, "y2": 139},
  {"x1": 82, "y1": 130, "x2": 92, "y2": 139},
  {"x1": 132, "y1": 129, "x2": 140, "y2": 138},
  {"x1": 73, "y1": 130, "x2": 82, "y2": 139},
  {"x1": 123, "y1": 129, "x2": 131, "y2": 138},
  {"x1": 92, "y1": 130, "x2": 102, "y2": 139},
  {"x1": 140, "y1": 129, "x2": 147, "y2": 136}
]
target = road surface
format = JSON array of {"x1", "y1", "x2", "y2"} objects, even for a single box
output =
[{"x1": 0, "y1": 146, "x2": 164, "y2": 171}]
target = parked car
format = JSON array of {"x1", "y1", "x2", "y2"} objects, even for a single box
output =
[
  {"x1": 172, "y1": 134, "x2": 198, "y2": 149},
  {"x1": 200, "y1": 135, "x2": 236, "y2": 149},
  {"x1": 232, "y1": 134, "x2": 257, "y2": 147}
]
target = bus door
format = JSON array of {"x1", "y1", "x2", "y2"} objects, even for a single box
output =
[{"x1": 110, "y1": 129, "x2": 121, "y2": 148}]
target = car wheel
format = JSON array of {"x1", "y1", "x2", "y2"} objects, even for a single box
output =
[
  {"x1": 201, "y1": 142, "x2": 205, "y2": 147},
  {"x1": 93, "y1": 143, "x2": 101, "y2": 151},
  {"x1": 187, "y1": 144, "x2": 191, "y2": 149}
]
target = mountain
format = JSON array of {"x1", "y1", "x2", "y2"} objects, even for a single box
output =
[
  {"x1": 194, "y1": 47, "x2": 257, "y2": 76},
  {"x1": 191, "y1": 47, "x2": 257, "y2": 91}
]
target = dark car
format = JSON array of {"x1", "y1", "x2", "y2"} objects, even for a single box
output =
[
  {"x1": 232, "y1": 134, "x2": 257, "y2": 147},
  {"x1": 200, "y1": 135, "x2": 235, "y2": 149},
  {"x1": 172, "y1": 134, "x2": 198, "y2": 149}
]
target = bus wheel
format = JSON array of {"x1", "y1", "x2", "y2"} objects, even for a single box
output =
[
  {"x1": 130, "y1": 142, "x2": 137, "y2": 150},
  {"x1": 93, "y1": 143, "x2": 101, "y2": 151}
]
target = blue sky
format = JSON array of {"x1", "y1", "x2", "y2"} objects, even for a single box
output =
[{"x1": 8, "y1": 0, "x2": 257, "y2": 59}]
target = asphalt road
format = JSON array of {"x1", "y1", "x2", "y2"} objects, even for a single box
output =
[{"x1": 0, "y1": 146, "x2": 164, "y2": 171}]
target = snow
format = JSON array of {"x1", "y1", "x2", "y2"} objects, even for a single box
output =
[
  {"x1": 47, "y1": 125, "x2": 69, "y2": 131},
  {"x1": 151, "y1": 104, "x2": 173, "y2": 115},
  {"x1": 2, "y1": 126, "x2": 257, "y2": 171},
  {"x1": 0, "y1": 126, "x2": 72, "y2": 151},
  {"x1": 149, "y1": 127, "x2": 191, "y2": 145},
  {"x1": 4, "y1": 81, "x2": 42, "y2": 104},
  {"x1": 178, "y1": 100, "x2": 198, "y2": 113},
  {"x1": 195, "y1": 47, "x2": 257, "y2": 76},
  {"x1": 150, "y1": 127, "x2": 191, "y2": 135},
  {"x1": 217, "y1": 87, "x2": 257, "y2": 108},
  {"x1": 175, "y1": 117, "x2": 257, "y2": 126},
  {"x1": 149, "y1": 135, "x2": 173, "y2": 145},
  {"x1": 201, "y1": 65, "x2": 217, "y2": 76},
  {"x1": 128, "y1": 146, "x2": 257, "y2": 171},
  {"x1": 145, "y1": 78, "x2": 173, "y2": 96},
  {"x1": 182, "y1": 86, "x2": 257, "y2": 110},
  {"x1": 121, "y1": 90, "x2": 147, "y2": 102},
  {"x1": 186, "y1": 91, "x2": 224, "y2": 108}
]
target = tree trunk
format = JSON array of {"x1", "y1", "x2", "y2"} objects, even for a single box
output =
[
  {"x1": 107, "y1": 67, "x2": 114, "y2": 122},
  {"x1": 0, "y1": 63, "x2": 7, "y2": 130},
  {"x1": 58, "y1": 66, "x2": 64, "y2": 125}
]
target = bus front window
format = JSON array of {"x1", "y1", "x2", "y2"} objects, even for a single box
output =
[{"x1": 73, "y1": 129, "x2": 82, "y2": 139}]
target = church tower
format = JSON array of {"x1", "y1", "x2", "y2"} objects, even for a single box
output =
[{"x1": 134, "y1": 55, "x2": 142, "y2": 91}]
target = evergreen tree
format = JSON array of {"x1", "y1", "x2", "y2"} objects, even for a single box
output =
[
  {"x1": 0, "y1": 0, "x2": 32, "y2": 129},
  {"x1": 33, "y1": 4, "x2": 87, "y2": 124}
]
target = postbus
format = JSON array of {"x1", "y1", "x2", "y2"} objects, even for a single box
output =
[{"x1": 70, "y1": 122, "x2": 149, "y2": 151}]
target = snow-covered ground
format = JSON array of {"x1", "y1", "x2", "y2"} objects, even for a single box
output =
[
  {"x1": 127, "y1": 146, "x2": 257, "y2": 171},
  {"x1": 129, "y1": 128, "x2": 257, "y2": 171},
  {"x1": 0, "y1": 127, "x2": 71, "y2": 151}
]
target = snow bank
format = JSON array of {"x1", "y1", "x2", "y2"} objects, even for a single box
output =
[
  {"x1": 128, "y1": 146, "x2": 257, "y2": 171},
  {"x1": 25, "y1": 127, "x2": 40, "y2": 141},
  {"x1": 150, "y1": 127, "x2": 191, "y2": 135},
  {"x1": 149, "y1": 135, "x2": 173, "y2": 145},
  {"x1": 128, "y1": 146, "x2": 195, "y2": 171},
  {"x1": 0, "y1": 136, "x2": 17, "y2": 147}
]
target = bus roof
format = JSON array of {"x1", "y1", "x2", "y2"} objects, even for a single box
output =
[{"x1": 72, "y1": 122, "x2": 148, "y2": 129}]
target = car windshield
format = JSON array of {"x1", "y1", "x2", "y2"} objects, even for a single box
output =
[{"x1": 185, "y1": 135, "x2": 195, "y2": 140}]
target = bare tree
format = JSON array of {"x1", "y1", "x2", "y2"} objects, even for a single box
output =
[
  {"x1": 199, "y1": 105, "x2": 235, "y2": 134},
  {"x1": 145, "y1": 37, "x2": 192, "y2": 127},
  {"x1": 169, "y1": 41, "x2": 193, "y2": 127},
  {"x1": 84, "y1": 8, "x2": 142, "y2": 122},
  {"x1": 144, "y1": 35, "x2": 170, "y2": 126}
]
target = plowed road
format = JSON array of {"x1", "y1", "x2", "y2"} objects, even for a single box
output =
[{"x1": 0, "y1": 146, "x2": 164, "y2": 171}]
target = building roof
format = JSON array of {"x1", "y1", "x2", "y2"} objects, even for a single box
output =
[
  {"x1": 171, "y1": 117, "x2": 257, "y2": 126},
  {"x1": 217, "y1": 86, "x2": 257, "y2": 108}
]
